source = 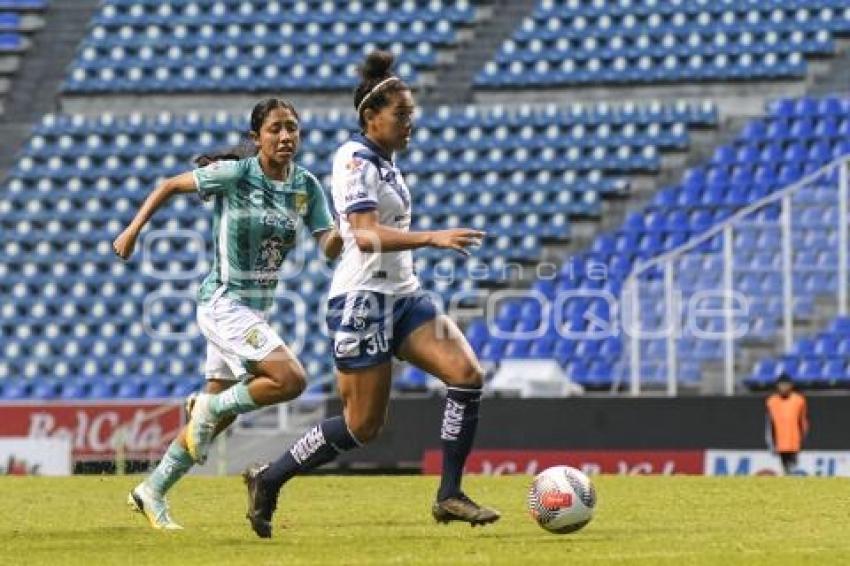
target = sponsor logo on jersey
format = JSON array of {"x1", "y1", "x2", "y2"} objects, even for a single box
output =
[
  {"x1": 257, "y1": 236, "x2": 286, "y2": 269},
  {"x1": 260, "y1": 212, "x2": 297, "y2": 230},
  {"x1": 244, "y1": 327, "x2": 268, "y2": 350},
  {"x1": 345, "y1": 190, "x2": 370, "y2": 203}
]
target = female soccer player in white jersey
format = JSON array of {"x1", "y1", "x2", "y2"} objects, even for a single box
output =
[
  {"x1": 112, "y1": 98, "x2": 342, "y2": 530},
  {"x1": 242, "y1": 52, "x2": 500, "y2": 538}
]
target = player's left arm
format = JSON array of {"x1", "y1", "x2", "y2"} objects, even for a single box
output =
[{"x1": 315, "y1": 226, "x2": 343, "y2": 260}]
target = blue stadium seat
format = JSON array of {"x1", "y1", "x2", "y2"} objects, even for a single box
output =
[
  {"x1": 397, "y1": 366, "x2": 429, "y2": 391},
  {"x1": 463, "y1": 95, "x2": 850, "y2": 391},
  {"x1": 476, "y1": 3, "x2": 849, "y2": 88},
  {"x1": 0, "y1": 99, "x2": 722, "y2": 397},
  {"x1": 65, "y1": 0, "x2": 474, "y2": 93}
]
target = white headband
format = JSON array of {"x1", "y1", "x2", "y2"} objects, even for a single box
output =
[{"x1": 356, "y1": 77, "x2": 401, "y2": 115}]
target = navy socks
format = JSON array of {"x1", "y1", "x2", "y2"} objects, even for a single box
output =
[
  {"x1": 437, "y1": 386, "x2": 482, "y2": 501},
  {"x1": 262, "y1": 415, "x2": 360, "y2": 490}
]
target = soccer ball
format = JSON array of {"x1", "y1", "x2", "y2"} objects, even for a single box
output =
[{"x1": 527, "y1": 466, "x2": 596, "y2": 534}]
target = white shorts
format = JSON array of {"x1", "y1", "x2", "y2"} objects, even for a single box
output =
[{"x1": 196, "y1": 290, "x2": 285, "y2": 381}]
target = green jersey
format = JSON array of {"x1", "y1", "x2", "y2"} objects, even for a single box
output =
[{"x1": 194, "y1": 156, "x2": 334, "y2": 311}]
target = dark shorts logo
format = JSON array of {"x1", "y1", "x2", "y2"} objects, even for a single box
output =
[{"x1": 334, "y1": 334, "x2": 361, "y2": 358}]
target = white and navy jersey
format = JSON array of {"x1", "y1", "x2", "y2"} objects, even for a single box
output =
[{"x1": 329, "y1": 134, "x2": 419, "y2": 298}]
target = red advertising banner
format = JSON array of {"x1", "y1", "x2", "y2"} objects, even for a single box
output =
[
  {"x1": 0, "y1": 402, "x2": 184, "y2": 461},
  {"x1": 422, "y1": 449, "x2": 704, "y2": 476}
]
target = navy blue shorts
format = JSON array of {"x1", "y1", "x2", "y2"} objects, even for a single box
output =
[{"x1": 326, "y1": 291, "x2": 440, "y2": 370}]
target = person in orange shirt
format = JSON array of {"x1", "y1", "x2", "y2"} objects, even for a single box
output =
[{"x1": 765, "y1": 373, "x2": 810, "y2": 474}]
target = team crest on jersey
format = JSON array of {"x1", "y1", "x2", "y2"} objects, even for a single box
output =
[
  {"x1": 244, "y1": 328, "x2": 267, "y2": 350},
  {"x1": 346, "y1": 157, "x2": 364, "y2": 172},
  {"x1": 293, "y1": 192, "x2": 308, "y2": 215}
]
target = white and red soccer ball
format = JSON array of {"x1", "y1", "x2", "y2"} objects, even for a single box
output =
[{"x1": 527, "y1": 466, "x2": 596, "y2": 534}]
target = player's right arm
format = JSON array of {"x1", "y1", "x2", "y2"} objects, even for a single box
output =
[
  {"x1": 114, "y1": 159, "x2": 243, "y2": 260},
  {"x1": 113, "y1": 171, "x2": 198, "y2": 260}
]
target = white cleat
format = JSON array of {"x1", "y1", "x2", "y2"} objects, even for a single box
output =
[
  {"x1": 185, "y1": 392, "x2": 217, "y2": 464},
  {"x1": 128, "y1": 483, "x2": 184, "y2": 531}
]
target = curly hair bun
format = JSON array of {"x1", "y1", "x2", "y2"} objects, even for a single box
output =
[{"x1": 361, "y1": 50, "x2": 395, "y2": 82}]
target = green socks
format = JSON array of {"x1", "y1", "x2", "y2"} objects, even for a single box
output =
[
  {"x1": 210, "y1": 382, "x2": 260, "y2": 418},
  {"x1": 145, "y1": 441, "x2": 194, "y2": 496}
]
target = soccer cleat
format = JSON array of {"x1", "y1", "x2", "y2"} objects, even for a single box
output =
[
  {"x1": 127, "y1": 483, "x2": 184, "y2": 531},
  {"x1": 185, "y1": 392, "x2": 217, "y2": 464},
  {"x1": 432, "y1": 493, "x2": 501, "y2": 527},
  {"x1": 243, "y1": 462, "x2": 279, "y2": 539}
]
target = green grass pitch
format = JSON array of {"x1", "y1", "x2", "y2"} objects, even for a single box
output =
[{"x1": 4, "y1": 475, "x2": 850, "y2": 565}]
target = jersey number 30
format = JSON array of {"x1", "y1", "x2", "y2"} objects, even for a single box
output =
[{"x1": 365, "y1": 332, "x2": 390, "y2": 355}]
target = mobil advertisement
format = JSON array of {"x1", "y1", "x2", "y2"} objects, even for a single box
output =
[
  {"x1": 0, "y1": 402, "x2": 184, "y2": 462},
  {"x1": 422, "y1": 450, "x2": 705, "y2": 476},
  {"x1": 705, "y1": 450, "x2": 850, "y2": 477}
]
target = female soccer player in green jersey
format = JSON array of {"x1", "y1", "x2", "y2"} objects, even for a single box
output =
[{"x1": 113, "y1": 98, "x2": 342, "y2": 530}]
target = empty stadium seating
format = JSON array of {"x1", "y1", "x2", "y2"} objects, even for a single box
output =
[
  {"x1": 476, "y1": 95, "x2": 850, "y2": 391},
  {"x1": 5, "y1": 0, "x2": 850, "y2": 401},
  {"x1": 748, "y1": 316, "x2": 850, "y2": 389},
  {"x1": 0, "y1": 1, "x2": 45, "y2": 53},
  {"x1": 0, "y1": 99, "x2": 715, "y2": 398},
  {"x1": 0, "y1": 0, "x2": 47, "y2": 115},
  {"x1": 477, "y1": 1, "x2": 850, "y2": 88},
  {"x1": 63, "y1": 0, "x2": 476, "y2": 93}
]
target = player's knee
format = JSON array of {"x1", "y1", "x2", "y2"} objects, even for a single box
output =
[
  {"x1": 285, "y1": 366, "x2": 308, "y2": 398},
  {"x1": 448, "y1": 361, "x2": 485, "y2": 389},
  {"x1": 269, "y1": 364, "x2": 307, "y2": 400},
  {"x1": 348, "y1": 414, "x2": 386, "y2": 444}
]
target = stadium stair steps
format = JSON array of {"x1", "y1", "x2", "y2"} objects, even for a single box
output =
[
  {"x1": 809, "y1": 38, "x2": 850, "y2": 96},
  {"x1": 421, "y1": 0, "x2": 538, "y2": 106},
  {"x1": 0, "y1": 0, "x2": 99, "y2": 181}
]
